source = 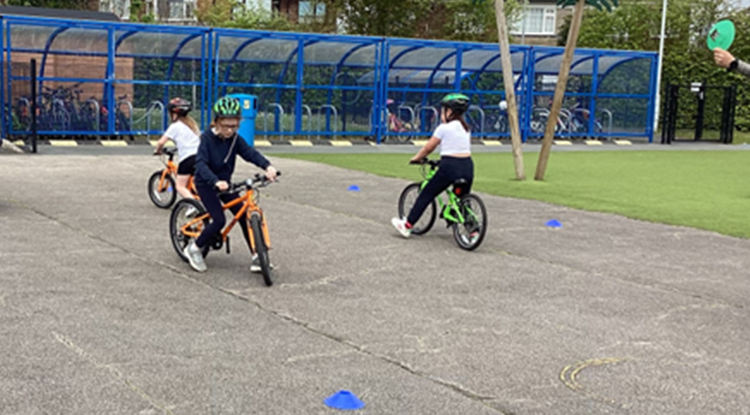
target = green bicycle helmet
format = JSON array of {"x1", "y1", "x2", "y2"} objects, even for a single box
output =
[
  {"x1": 213, "y1": 96, "x2": 241, "y2": 118},
  {"x1": 440, "y1": 93, "x2": 470, "y2": 115}
]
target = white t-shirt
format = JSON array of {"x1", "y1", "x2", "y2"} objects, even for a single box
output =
[
  {"x1": 164, "y1": 121, "x2": 200, "y2": 162},
  {"x1": 434, "y1": 120, "x2": 471, "y2": 156}
]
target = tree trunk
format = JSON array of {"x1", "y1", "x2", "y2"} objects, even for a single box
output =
[
  {"x1": 493, "y1": 0, "x2": 525, "y2": 180},
  {"x1": 534, "y1": 0, "x2": 585, "y2": 181}
]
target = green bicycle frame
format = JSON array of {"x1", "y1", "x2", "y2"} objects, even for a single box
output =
[{"x1": 419, "y1": 167, "x2": 466, "y2": 224}]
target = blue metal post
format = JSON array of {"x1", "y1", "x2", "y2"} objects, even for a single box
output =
[
  {"x1": 107, "y1": 26, "x2": 115, "y2": 136},
  {"x1": 200, "y1": 33, "x2": 207, "y2": 130},
  {"x1": 1, "y1": 18, "x2": 5, "y2": 139},
  {"x1": 647, "y1": 54, "x2": 658, "y2": 142},
  {"x1": 295, "y1": 38, "x2": 303, "y2": 136},
  {"x1": 5, "y1": 22, "x2": 11, "y2": 136},
  {"x1": 454, "y1": 46, "x2": 463, "y2": 91},
  {"x1": 525, "y1": 47, "x2": 538, "y2": 143},
  {"x1": 376, "y1": 40, "x2": 390, "y2": 144},
  {"x1": 589, "y1": 51, "x2": 600, "y2": 137}
]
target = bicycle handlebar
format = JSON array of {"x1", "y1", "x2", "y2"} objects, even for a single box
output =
[
  {"x1": 410, "y1": 158, "x2": 439, "y2": 168},
  {"x1": 154, "y1": 146, "x2": 178, "y2": 159},
  {"x1": 221, "y1": 171, "x2": 282, "y2": 194}
]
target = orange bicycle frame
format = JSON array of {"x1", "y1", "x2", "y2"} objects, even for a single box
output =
[
  {"x1": 180, "y1": 189, "x2": 271, "y2": 250},
  {"x1": 158, "y1": 159, "x2": 198, "y2": 197}
]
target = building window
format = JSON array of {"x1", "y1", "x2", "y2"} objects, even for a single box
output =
[
  {"x1": 299, "y1": 1, "x2": 325, "y2": 23},
  {"x1": 511, "y1": 6, "x2": 556, "y2": 36},
  {"x1": 167, "y1": 0, "x2": 196, "y2": 21},
  {"x1": 100, "y1": 0, "x2": 131, "y2": 20}
]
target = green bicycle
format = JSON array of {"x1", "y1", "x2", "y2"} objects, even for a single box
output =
[{"x1": 398, "y1": 158, "x2": 488, "y2": 251}]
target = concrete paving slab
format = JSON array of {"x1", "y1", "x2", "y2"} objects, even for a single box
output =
[{"x1": 2, "y1": 151, "x2": 750, "y2": 415}]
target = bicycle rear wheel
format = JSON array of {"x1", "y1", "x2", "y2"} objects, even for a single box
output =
[
  {"x1": 453, "y1": 194, "x2": 488, "y2": 251},
  {"x1": 249, "y1": 213, "x2": 273, "y2": 286},
  {"x1": 398, "y1": 183, "x2": 436, "y2": 235},
  {"x1": 148, "y1": 170, "x2": 176, "y2": 209},
  {"x1": 170, "y1": 199, "x2": 210, "y2": 262}
]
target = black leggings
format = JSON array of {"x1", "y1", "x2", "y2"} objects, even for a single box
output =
[
  {"x1": 407, "y1": 156, "x2": 474, "y2": 226},
  {"x1": 195, "y1": 184, "x2": 253, "y2": 252}
]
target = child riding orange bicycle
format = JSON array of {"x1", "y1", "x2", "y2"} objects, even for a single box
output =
[
  {"x1": 182, "y1": 95, "x2": 278, "y2": 274},
  {"x1": 147, "y1": 146, "x2": 199, "y2": 209},
  {"x1": 152, "y1": 98, "x2": 201, "y2": 203}
]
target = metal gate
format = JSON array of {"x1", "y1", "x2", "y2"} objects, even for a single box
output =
[{"x1": 661, "y1": 82, "x2": 737, "y2": 144}]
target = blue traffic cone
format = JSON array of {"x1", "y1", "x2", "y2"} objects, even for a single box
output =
[
  {"x1": 546, "y1": 219, "x2": 562, "y2": 228},
  {"x1": 324, "y1": 390, "x2": 365, "y2": 410},
  {"x1": 348, "y1": 185, "x2": 361, "y2": 192}
]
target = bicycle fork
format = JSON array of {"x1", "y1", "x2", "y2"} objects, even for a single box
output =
[{"x1": 247, "y1": 210, "x2": 272, "y2": 252}]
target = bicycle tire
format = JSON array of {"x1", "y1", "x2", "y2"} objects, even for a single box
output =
[
  {"x1": 452, "y1": 193, "x2": 488, "y2": 251},
  {"x1": 148, "y1": 170, "x2": 176, "y2": 209},
  {"x1": 250, "y1": 213, "x2": 273, "y2": 286},
  {"x1": 398, "y1": 183, "x2": 436, "y2": 235},
  {"x1": 170, "y1": 199, "x2": 210, "y2": 262}
]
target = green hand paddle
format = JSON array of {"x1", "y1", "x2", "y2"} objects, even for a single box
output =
[{"x1": 707, "y1": 20, "x2": 735, "y2": 50}]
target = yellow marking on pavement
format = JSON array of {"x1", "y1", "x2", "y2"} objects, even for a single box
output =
[
  {"x1": 49, "y1": 140, "x2": 77, "y2": 146},
  {"x1": 101, "y1": 140, "x2": 128, "y2": 147},
  {"x1": 559, "y1": 357, "x2": 627, "y2": 405},
  {"x1": 330, "y1": 140, "x2": 353, "y2": 146},
  {"x1": 554, "y1": 140, "x2": 572, "y2": 146},
  {"x1": 290, "y1": 140, "x2": 313, "y2": 146}
]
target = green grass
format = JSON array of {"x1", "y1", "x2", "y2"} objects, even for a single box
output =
[{"x1": 276, "y1": 151, "x2": 750, "y2": 239}]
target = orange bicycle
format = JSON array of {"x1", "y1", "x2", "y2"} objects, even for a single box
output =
[
  {"x1": 169, "y1": 172, "x2": 281, "y2": 286},
  {"x1": 148, "y1": 147, "x2": 198, "y2": 209}
]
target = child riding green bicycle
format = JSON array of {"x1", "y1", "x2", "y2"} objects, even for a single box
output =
[{"x1": 392, "y1": 93, "x2": 487, "y2": 250}]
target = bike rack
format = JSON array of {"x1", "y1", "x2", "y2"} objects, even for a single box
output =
[
  {"x1": 415, "y1": 105, "x2": 439, "y2": 132},
  {"x1": 467, "y1": 105, "x2": 485, "y2": 134},
  {"x1": 301, "y1": 104, "x2": 313, "y2": 133},
  {"x1": 15, "y1": 97, "x2": 30, "y2": 131},
  {"x1": 84, "y1": 98, "x2": 100, "y2": 131},
  {"x1": 263, "y1": 104, "x2": 285, "y2": 138},
  {"x1": 131, "y1": 100, "x2": 165, "y2": 134},
  {"x1": 397, "y1": 104, "x2": 415, "y2": 126},
  {"x1": 317, "y1": 105, "x2": 338, "y2": 139},
  {"x1": 146, "y1": 100, "x2": 164, "y2": 131},
  {"x1": 558, "y1": 108, "x2": 573, "y2": 133},
  {"x1": 52, "y1": 98, "x2": 70, "y2": 131},
  {"x1": 600, "y1": 108, "x2": 613, "y2": 135}
]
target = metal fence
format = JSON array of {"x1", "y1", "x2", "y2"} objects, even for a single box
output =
[{"x1": 1, "y1": 15, "x2": 658, "y2": 143}]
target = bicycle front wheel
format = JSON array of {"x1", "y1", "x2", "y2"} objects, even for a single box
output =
[
  {"x1": 453, "y1": 194, "x2": 488, "y2": 251},
  {"x1": 148, "y1": 170, "x2": 176, "y2": 209},
  {"x1": 249, "y1": 213, "x2": 273, "y2": 286},
  {"x1": 398, "y1": 183, "x2": 436, "y2": 235}
]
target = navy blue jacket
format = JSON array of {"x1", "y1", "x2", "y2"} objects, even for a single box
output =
[{"x1": 194, "y1": 129, "x2": 271, "y2": 188}]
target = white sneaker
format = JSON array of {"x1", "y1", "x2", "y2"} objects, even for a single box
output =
[
  {"x1": 251, "y1": 253, "x2": 275, "y2": 273},
  {"x1": 183, "y1": 240, "x2": 207, "y2": 272},
  {"x1": 391, "y1": 217, "x2": 412, "y2": 238}
]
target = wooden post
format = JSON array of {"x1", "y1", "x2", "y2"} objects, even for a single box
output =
[
  {"x1": 494, "y1": 0, "x2": 525, "y2": 180},
  {"x1": 534, "y1": 0, "x2": 585, "y2": 180}
]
